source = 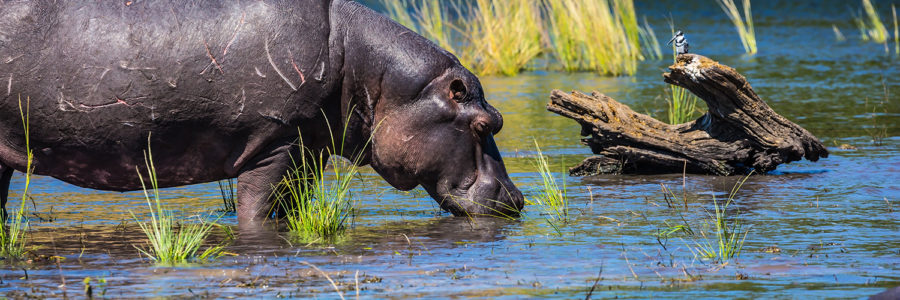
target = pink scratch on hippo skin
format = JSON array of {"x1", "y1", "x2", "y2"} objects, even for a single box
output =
[
  {"x1": 288, "y1": 49, "x2": 306, "y2": 86},
  {"x1": 202, "y1": 12, "x2": 245, "y2": 74},
  {"x1": 6, "y1": 74, "x2": 11, "y2": 96},
  {"x1": 203, "y1": 40, "x2": 225, "y2": 75}
]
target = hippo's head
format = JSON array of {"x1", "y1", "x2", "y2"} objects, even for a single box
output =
[
  {"x1": 335, "y1": 2, "x2": 524, "y2": 217},
  {"x1": 366, "y1": 66, "x2": 524, "y2": 217}
]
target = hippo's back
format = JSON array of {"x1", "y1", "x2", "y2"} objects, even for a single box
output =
[{"x1": 0, "y1": 0, "x2": 337, "y2": 190}]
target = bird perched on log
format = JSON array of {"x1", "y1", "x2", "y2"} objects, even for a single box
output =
[{"x1": 667, "y1": 30, "x2": 689, "y2": 55}]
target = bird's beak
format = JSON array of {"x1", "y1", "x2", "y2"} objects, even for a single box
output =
[{"x1": 667, "y1": 35, "x2": 677, "y2": 45}]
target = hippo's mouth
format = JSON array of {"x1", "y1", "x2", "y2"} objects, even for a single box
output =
[{"x1": 423, "y1": 136, "x2": 524, "y2": 217}]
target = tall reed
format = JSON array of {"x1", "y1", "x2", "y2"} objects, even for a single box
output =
[
  {"x1": 716, "y1": 0, "x2": 756, "y2": 54},
  {"x1": 832, "y1": 25, "x2": 846, "y2": 42},
  {"x1": 893, "y1": 4, "x2": 898, "y2": 55},
  {"x1": 131, "y1": 137, "x2": 224, "y2": 264},
  {"x1": 462, "y1": 0, "x2": 543, "y2": 76},
  {"x1": 0, "y1": 97, "x2": 33, "y2": 259},
  {"x1": 544, "y1": 0, "x2": 640, "y2": 75},
  {"x1": 382, "y1": 0, "x2": 643, "y2": 76},
  {"x1": 526, "y1": 140, "x2": 568, "y2": 224},
  {"x1": 861, "y1": 0, "x2": 888, "y2": 44},
  {"x1": 638, "y1": 16, "x2": 663, "y2": 60}
]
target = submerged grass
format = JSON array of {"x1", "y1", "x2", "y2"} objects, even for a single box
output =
[
  {"x1": 657, "y1": 174, "x2": 752, "y2": 264},
  {"x1": 716, "y1": 0, "x2": 756, "y2": 55},
  {"x1": 525, "y1": 140, "x2": 568, "y2": 225},
  {"x1": 131, "y1": 137, "x2": 224, "y2": 264},
  {"x1": 0, "y1": 97, "x2": 33, "y2": 259}
]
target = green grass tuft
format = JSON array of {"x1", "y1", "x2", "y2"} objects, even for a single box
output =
[
  {"x1": 131, "y1": 136, "x2": 225, "y2": 264},
  {"x1": 664, "y1": 26, "x2": 701, "y2": 125},
  {"x1": 461, "y1": 0, "x2": 543, "y2": 76},
  {"x1": 276, "y1": 150, "x2": 358, "y2": 242},
  {"x1": 544, "y1": 0, "x2": 641, "y2": 75},
  {"x1": 716, "y1": 0, "x2": 757, "y2": 54},
  {"x1": 657, "y1": 174, "x2": 752, "y2": 264},
  {"x1": 0, "y1": 96, "x2": 33, "y2": 260},
  {"x1": 525, "y1": 140, "x2": 568, "y2": 225}
]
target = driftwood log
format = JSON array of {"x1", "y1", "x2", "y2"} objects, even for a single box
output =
[{"x1": 548, "y1": 54, "x2": 828, "y2": 176}]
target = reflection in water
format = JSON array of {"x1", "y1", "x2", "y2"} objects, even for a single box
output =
[{"x1": 3, "y1": 0, "x2": 900, "y2": 297}]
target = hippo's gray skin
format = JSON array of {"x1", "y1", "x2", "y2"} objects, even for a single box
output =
[{"x1": 0, "y1": 0, "x2": 524, "y2": 224}]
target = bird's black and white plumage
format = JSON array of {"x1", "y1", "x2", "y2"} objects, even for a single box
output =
[{"x1": 667, "y1": 30, "x2": 689, "y2": 55}]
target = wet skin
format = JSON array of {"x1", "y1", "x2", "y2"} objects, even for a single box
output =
[{"x1": 0, "y1": 0, "x2": 523, "y2": 224}]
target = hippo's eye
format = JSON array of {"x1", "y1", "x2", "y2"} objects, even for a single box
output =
[{"x1": 449, "y1": 79, "x2": 468, "y2": 103}]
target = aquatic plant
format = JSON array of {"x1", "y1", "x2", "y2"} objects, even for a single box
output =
[
  {"x1": 382, "y1": 0, "x2": 642, "y2": 76},
  {"x1": 716, "y1": 0, "x2": 756, "y2": 54},
  {"x1": 131, "y1": 138, "x2": 224, "y2": 264},
  {"x1": 544, "y1": 0, "x2": 641, "y2": 75},
  {"x1": 526, "y1": 140, "x2": 568, "y2": 224},
  {"x1": 462, "y1": 0, "x2": 543, "y2": 76},
  {"x1": 0, "y1": 97, "x2": 33, "y2": 259},
  {"x1": 276, "y1": 112, "x2": 371, "y2": 241},
  {"x1": 217, "y1": 179, "x2": 236, "y2": 213},
  {"x1": 638, "y1": 16, "x2": 663, "y2": 60},
  {"x1": 657, "y1": 174, "x2": 752, "y2": 264},
  {"x1": 276, "y1": 149, "x2": 358, "y2": 241},
  {"x1": 665, "y1": 26, "x2": 700, "y2": 125},
  {"x1": 862, "y1": 0, "x2": 888, "y2": 44},
  {"x1": 893, "y1": 4, "x2": 899, "y2": 55}
]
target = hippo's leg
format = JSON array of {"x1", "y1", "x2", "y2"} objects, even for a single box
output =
[
  {"x1": 236, "y1": 139, "x2": 300, "y2": 224},
  {"x1": 0, "y1": 163, "x2": 13, "y2": 221}
]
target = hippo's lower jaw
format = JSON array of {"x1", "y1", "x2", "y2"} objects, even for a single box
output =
[{"x1": 424, "y1": 137, "x2": 525, "y2": 218}]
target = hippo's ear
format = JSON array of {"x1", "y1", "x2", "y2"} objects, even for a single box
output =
[{"x1": 450, "y1": 79, "x2": 467, "y2": 102}]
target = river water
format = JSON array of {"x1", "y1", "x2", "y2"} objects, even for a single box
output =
[{"x1": 2, "y1": 0, "x2": 899, "y2": 298}]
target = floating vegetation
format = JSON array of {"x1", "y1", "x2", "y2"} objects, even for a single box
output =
[
  {"x1": 131, "y1": 137, "x2": 225, "y2": 264},
  {"x1": 526, "y1": 140, "x2": 569, "y2": 226},
  {"x1": 716, "y1": 0, "x2": 757, "y2": 54},
  {"x1": 382, "y1": 0, "x2": 643, "y2": 76},
  {"x1": 657, "y1": 174, "x2": 752, "y2": 264},
  {"x1": 0, "y1": 97, "x2": 33, "y2": 260}
]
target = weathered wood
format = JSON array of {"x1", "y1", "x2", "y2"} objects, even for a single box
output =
[{"x1": 548, "y1": 54, "x2": 828, "y2": 176}]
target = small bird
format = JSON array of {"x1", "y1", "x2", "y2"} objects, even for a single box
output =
[{"x1": 667, "y1": 30, "x2": 689, "y2": 55}]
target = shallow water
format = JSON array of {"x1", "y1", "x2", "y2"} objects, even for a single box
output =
[{"x1": 3, "y1": 0, "x2": 900, "y2": 298}]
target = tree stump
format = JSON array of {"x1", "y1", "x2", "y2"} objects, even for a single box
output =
[{"x1": 547, "y1": 54, "x2": 828, "y2": 176}]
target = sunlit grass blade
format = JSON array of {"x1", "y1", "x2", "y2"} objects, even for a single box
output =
[
  {"x1": 1, "y1": 96, "x2": 33, "y2": 259},
  {"x1": 131, "y1": 136, "x2": 225, "y2": 264},
  {"x1": 716, "y1": 0, "x2": 757, "y2": 54},
  {"x1": 832, "y1": 24, "x2": 846, "y2": 42},
  {"x1": 638, "y1": 16, "x2": 662, "y2": 60},
  {"x1": 893, "y1": 4, "x2": 898, "y2": 55},
  {"x1": 526, "y1": 139, "x2": 568, "y2": 224},
  {"x1": 861, "y1": 0, "x2": 888, "y2": 44}
]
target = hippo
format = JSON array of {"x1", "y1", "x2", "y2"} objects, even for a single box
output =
[{"x1": 0, "y1": 0, "x2": 524, "y2": 224}]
